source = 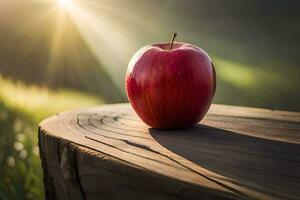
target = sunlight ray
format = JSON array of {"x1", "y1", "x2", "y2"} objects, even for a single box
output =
[
  {"x1": 66, "y1": 2, "x2": 134, "y2": 82},
  {"x1": 46, "y1": 9, "x2": 66, "y2": 84}
]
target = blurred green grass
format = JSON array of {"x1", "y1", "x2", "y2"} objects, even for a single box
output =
[
  {"x1": 0, "y1": 76, "x2": 103, "y2": 199},
  {"x1": 213, "y1": 57, "x2": 300, "y2": 111}
]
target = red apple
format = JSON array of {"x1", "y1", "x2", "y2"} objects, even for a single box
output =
[{"x1": 126, "y1": 34, "x2": 216, "y2": 129}]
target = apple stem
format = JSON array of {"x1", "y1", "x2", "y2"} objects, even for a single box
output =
[{"x1": 170, "y1": 33, "x2": 177, "y2": 50}]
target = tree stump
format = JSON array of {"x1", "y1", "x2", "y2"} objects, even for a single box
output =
[{"x1": 38, "y1": 103, "x2": 300, "y2": 200}]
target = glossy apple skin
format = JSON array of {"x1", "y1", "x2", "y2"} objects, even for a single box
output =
[{"x1": 126, "y1": 42, "x2": 216, "y2": 129}]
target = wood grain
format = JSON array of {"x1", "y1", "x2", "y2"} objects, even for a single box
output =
[{"x1": 38, "y1": 103, "x2": 300, "y2": 200}]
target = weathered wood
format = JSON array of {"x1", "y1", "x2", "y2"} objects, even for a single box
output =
[{"x1": 38, "y1": 103, "x2": 300, "y2": 200}]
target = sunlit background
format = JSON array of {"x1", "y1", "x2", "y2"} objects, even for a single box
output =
[{"x1": 0, "y1": 0, "x2": 299, "y2": 199}]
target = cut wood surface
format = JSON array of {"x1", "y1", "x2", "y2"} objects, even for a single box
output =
[{"x1": 38, "y1": 103, "x2": 300, "y2": 200}]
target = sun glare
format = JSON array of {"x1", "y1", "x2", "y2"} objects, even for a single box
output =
[
  {"x1": 49, "y1": 0, "x2": 137, "y2": 86},
  {"x1": 57, "y1": 0, "x2": 72, "y2": 8}
]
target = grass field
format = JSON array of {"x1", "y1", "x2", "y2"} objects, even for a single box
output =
[
  {"x1": 212, "y1": 57, "x2": 300, "y2": 111},
  {"x1": 0, "y1": 76, "x2": 103, "y2": 199}
]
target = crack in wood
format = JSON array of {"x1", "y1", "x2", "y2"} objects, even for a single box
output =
[
  {"x1": 84, "y1": 135, "x2": 186, "y2": 171},
  {"x1": 124, "y1": 140, "x2": 157, "y2": 153},
  {"x1": 78, "y1": 114, "x2": 267, "y2": 199},
  {"x1": 84, "y1": 135, "x2": 250, "y2": 199}
]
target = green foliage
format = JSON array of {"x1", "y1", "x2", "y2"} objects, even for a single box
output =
[
  {"x1": 0, "y1": 103, "x2": 43, "y2": 199},
  {"x1": 0, "y1": 77, "x2": 103, "y2": 199}
]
